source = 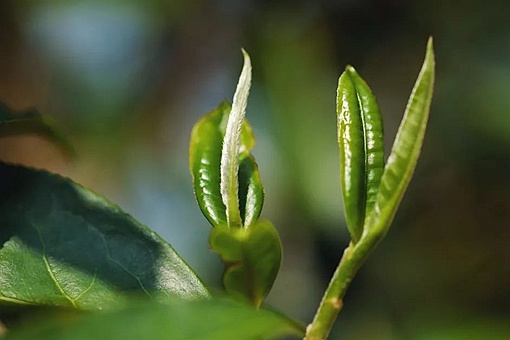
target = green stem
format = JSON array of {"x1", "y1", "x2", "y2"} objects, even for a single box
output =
[{"x1": 304, "y1": 232, "x2": 384, "y2": 340}]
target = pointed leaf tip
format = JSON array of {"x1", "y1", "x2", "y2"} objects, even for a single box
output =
[
  {"x1": 220, "y1": 50, "x2": 252, "y2": 228},
  {"x1": 344, "y1": 65, "x2": 357, "y2": 75},
  {"x1": 427, "y1": 36, "x2": 434, "y2": 49},
  {"x1": 364, "y1": 38, "x2": 435, "y2": 238},
  {"x1": 425, "y1": 37, "x2": 435, "y2": 65}
]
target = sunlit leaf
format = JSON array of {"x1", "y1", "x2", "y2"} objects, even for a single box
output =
[
  {"x1": 189, "y1": 101, "x2": 230, "y2": 228},
  {"x1": 189, "y1": 101, "x2": 263, "y2": 228},
  {"x1": 0, "y1": 162, "x2": 208, "y2": 310},
  {"x1": 365, "y1": 37, "x2": 435, "y2": 236},
  {"x1": 220, "y1": 49, "x2": 252, "y2": 228},
  {"x1": 337, "y1": 66, "x2": 384, "y2": 243}
]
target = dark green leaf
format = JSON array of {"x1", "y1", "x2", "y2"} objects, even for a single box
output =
[
  {"x1": 336, "y1": 66, "x2": 384, "y2": 242},
  {"x1": 0, "y1": 162, "x2": 209, "y2": 310},
  {"x1": 238, "y1": 155, "x2": 264, "y2": 228},
  {"x1": 337, "y1": 71, "x2": 366, "y2": 242},
  {"x1": 6, "y1": 298, "x2": 304, "y2": 340},
  {"x1": 0, "y1": 102, "x2": 75, "y2": 157},
  {"x1": 345, "y1": 67, "x2": 385, "y2": 220},
  {"x1": 209, "y1": 220, "x2": 281, "y2": 307},
  {"x1": 365, "y1": 37, "x2": 435, "y2": 236},
  {"x1": 189, "y1": 101, "x2": 263, "y2": 228}
]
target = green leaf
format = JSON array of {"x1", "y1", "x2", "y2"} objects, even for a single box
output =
[
  {"x1": 365, "y1": 37, "x2": 435, "y2": 237},
  {"x1": 345, "y1": 67, "x2": 385, "y2": 220},
  {"x1": 189, "y1": 101, "x2": 230, "y2": 228},
  {"x1": 0, "y1": 162, "x2": 209, "y2": 310},
  {"x1": 238, "y1": 155, "x2": 264, "y2": 228},
  {"x1": 190, "y1": 52, "x2": 273, "y2": 306},
  {"x1": 220, "y1": 49, "x2": 252, "y2": 228},
  {"x1": 209, "y1": 220, "x2": 281, "y2": 307},
  {"x1": 337, "y1": 66, "x2": 384, "y2": 243},
  {"x1": 0, "y1": 102, "x2": 75, "y2": 157},
  {"x1": 6, "y1": 298, "x2": 304, "y2": 340},
  {"x1": 304, "y1": 39, "x2": 435, "y2": 340},
  {"x1": 189, "y1": 102, "x2": 263, "y2": 228}
]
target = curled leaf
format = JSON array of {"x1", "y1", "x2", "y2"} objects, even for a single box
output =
[
  {"x1": 189, "y1": 102, "x2": 230, "y2": 228},
  {"x1": 190, "y1": 51, "x2": 277, "y2": 307},
  {"x1": 220, "y1": 49, "x2": 252, "y2": 228},
  {"x1": 190, "y1": 50, "x2": 264, "y2": 229},
  {"x1": 0, "y1": 102, "x2": 75, "y2": 158},
  {"x1": 189, "y1": 102, "x2": 263, "y2": 228},
  {"x1": 238, "y1": 155, "x2": 264, "y2": 228},
  {"x1": 337, "y1": 67, "x2": 384, "y2": 242}
]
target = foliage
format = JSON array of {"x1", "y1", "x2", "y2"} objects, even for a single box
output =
[
  {"x1": 6, "y1": 298, "x2": 303, "y2": 340},
  {"x1": 0, "y1": 102, "x2": 75, "y2": 157},
  {"x1": 0, "y1": 162, "x2": 208, "y2": 309},
  {"x1": 0, "y1": 38, "x2": 434, "y2": 339}
]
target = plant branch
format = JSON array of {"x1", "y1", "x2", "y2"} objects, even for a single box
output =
[{"x1": 304, "y1": 232, "x2": 384, "y2": 340}]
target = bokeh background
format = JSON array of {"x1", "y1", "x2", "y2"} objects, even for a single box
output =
[{"x1": 1, "y1": 0, "x2": 510, "y2": 339}]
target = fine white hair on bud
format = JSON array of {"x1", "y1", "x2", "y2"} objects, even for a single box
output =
[{"x1": 220, "y1": 49, "x2": 252, "y2": 228}]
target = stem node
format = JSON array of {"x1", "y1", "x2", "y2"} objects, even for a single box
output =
[{"x1": 326, "y1": 298, "x2": 342, "y2": 310}]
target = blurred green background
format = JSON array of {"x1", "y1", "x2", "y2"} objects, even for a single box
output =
[{"x1": 1, "y1": 0, "x2": 510, "y2": 339}]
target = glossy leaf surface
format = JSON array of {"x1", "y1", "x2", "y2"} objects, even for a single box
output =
[
  {"x1": 7, "y1": 298, "x2": 304, "y2": 340},
  {"x1": 365, "y1": 38, "x2": 435, "y2": 236},
  {"x1": 0, "y1": 102, "x2": 75, "y2": 157},
  {"x1": 345, "y1": 67, "x2": 385, "y2": 219},
  {"x1": 238, "y1": 155, "x2": 264, "y2": 228},
  {"x1": 190, "y1": 102, "x2": 230, "y2": 227},
  {"x1": 210, "y1": 220, "x2": 281, "y2": 307},
  {"x1": 0, "y1": 163, "x2": 209, "y2": 309},
  {"x1": 303, "y1": 39, "x2": 435, "y2": 340},
  {"x1": 337, "y1": 67, "x2": 384, "y2": 242},
  {"x1": 189, "y1": 101, "x2": 263, "y2": 228}
]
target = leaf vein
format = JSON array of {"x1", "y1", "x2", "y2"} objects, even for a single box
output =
[
  {"x1": 99, "y1": 234, "x2": 151, "y2": 298},
  {"x1": 73, "y1": 269, "x2": 98, "y2": 303},
  {"x1": 33, "y1": 225, "x2": 77, "y2": 308}
]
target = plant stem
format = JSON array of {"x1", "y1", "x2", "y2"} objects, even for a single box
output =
[{"x1": 304, "y1": 233, "x2": 383, "y2": 340}]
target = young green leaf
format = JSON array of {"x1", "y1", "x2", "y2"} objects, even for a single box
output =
[
  {"x1": 305, "y1": 38, "x2": 435, "y2": 340},
  {"x1": 191, "y1": 51, "x2": 275, "y2": 307},
  {"x1": 0, "y1": 102, "x2": 75, "y2": 157},
  {"x1": 189, "y1": 101, "x2": 264, "y2": 228},
  {"x1": 6, "y1": 298, "x2": 305, "y2": 340},
  {"x1": 189, "y1": 102, "x2": 230, "y2": 228},
  {"x1": 0, "y1": 162, "x2": 209, "y2": 310},
  {"x1": 220, "y1": 49, "x2": 252, "y2": 228},
  {"x1": 365, "y1": 37, "x2": 435, "y2": 238},
  {"x1": 337, "y1": 67, "x2": 384, "y2": 243},
  {"x1": 345, "y1": 67, "x2": 385, "y2": 219},
  {"x1": 209, "y1": 220, "x2": 281, "y2": 307},
  {"x1": 238, "y1": 155, "x2": 264, "y2": 228}
]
